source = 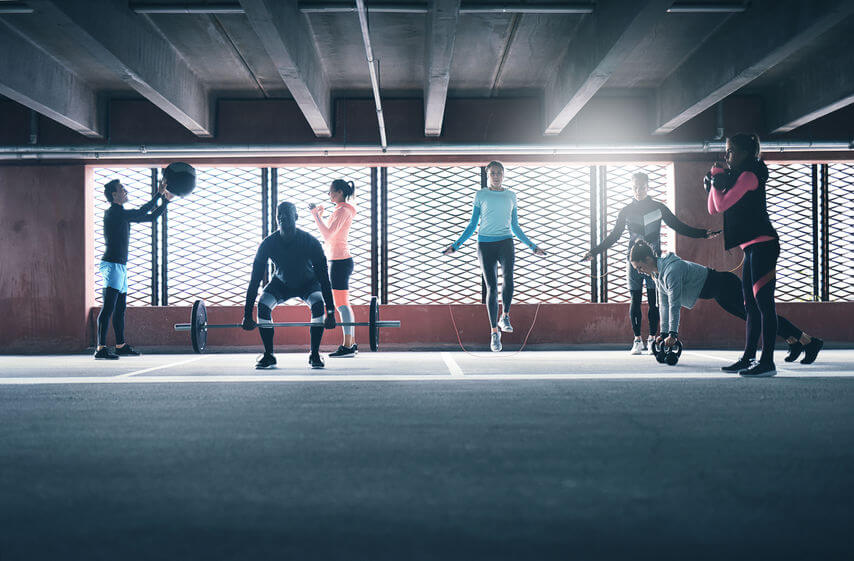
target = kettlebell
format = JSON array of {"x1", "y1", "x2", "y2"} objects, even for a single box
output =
[{"x1": 651, "y1": 339, "x2": 683, "y2": 366}]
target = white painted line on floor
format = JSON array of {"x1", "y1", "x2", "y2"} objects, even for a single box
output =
[
  {"x1": 2, "y1": 371, "x2": 854, "y2": 384},
  {"x1": 683, "y1": 351, "x2": 732, "y2": 363},
  {"x1": 114, "y1": 356, "x2": 207, "y2": 378},
  {"x1": 441, "y1": 352, "x2": 464, "y2": 376}
]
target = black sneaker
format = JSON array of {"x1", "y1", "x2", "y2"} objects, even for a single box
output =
[
  {"x1": 255, "y1": 353, "x2": 277, "y2": 369},
  {"x1": 739, "y1": 362, "x2": 777, "y2": 377},
  {"x1": 784, "y1": 341, "x2": 803, "y2": 362},
  {"x1": 94, "y1": 347, "x2": 119, "y2": 360},
  {"x1": 800, "y1": 337, "x2": 824, "y2": 365},
  {"x1": 721, "y1": 357, "x2": 754, "y2": 373},
  {"x1": 309, "y1": 354, "x2": 325, "y2": 369},
  {"x1": 329, "y1": 344, "x2": 358, "y2": 358},
  {"x1": 115, "y1": 344, "x2": 140, "y2": 356}
]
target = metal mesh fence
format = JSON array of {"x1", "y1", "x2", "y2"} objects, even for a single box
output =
[
  {"x1": 766, "y1": 163, "x2": 815, "y2": 301},
  {"x1": 277, "y1": 167, "x2": 374, "y2": 305},
  {"x1": 386, "y1": 166, "x2": 482, "y2": 304},
  {"x1": 827, "y1": 163, "x2": 854, "y2": 301},
  {"x1": 602, "y1": 164, "x2": 672, "y2": 303},
  {"x1": 501, "y1": 165, "x2": 592, "y2": 302},
  {"x1": 166, "y1": 167, "x2": 263, "y2": 306},
  {"x1": 93, "y1": 161, "x2": 846, "y2": 308},
  {"x1": 92, "y1": 167, "x2": 154, "y2": 307}
]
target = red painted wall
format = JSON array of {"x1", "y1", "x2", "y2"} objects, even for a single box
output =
[
  {"x1": 1, "y1": 140, "x2": 852, "y2": 353},
  {"x1": 0, "y1": 165, "x2": 93, "y2": 352},
  {"x1": 87, "y1": 301, "x2": 854, "y2": 353}
]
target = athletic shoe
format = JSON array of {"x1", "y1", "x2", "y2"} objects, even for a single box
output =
[
  {"x1": 329, "y1": 344, "x2": 358, "y2": 358},
  {"x1": 93, "y1": 347, "x2": 119, "y2": 360},
  {"x1": 721, "y1": 357, "x2": 755, "y2": 373},
  {"x1": 784, "y1": 341, "x2": 803, "y2": 362},
  {"x1": 739, "y1": 362, "x2": 777, "y2": 377},
  {"x1": 309, "y1": 354, "x2": 326, "y2": 369},
  {"x1": 630, "y1": 339, "x2": 643, "y2": 355},
  {"x1": 498, "y1": 315, "x2": 514, "y2": 333},
  {"x1": 646, "y1": 336, "x2": 656, "y2": 354},
  {"x1": 800, "y1": 337, "x2": 824, "y2": 365},
  {"x1": 115, "y1": 344, "x2": 140, "y2": 356},
  {"x1": 255, "y1": 353, "x2": 277, "y2": 369},
  {"x1": 490, "y1": 331, "x2": 502, "y2": 352}
]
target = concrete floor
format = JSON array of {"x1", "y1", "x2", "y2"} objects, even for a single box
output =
[{"x1": 1, "y1": 350, "x2": 853, "y2": 560}]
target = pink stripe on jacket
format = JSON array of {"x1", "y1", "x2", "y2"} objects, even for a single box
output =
[{"x1": 707, "y1": 165, "x2": 776, "y2": 250}]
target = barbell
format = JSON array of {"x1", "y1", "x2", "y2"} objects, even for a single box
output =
[{"x1": 174, "y1": 296, "x2": 400, "y2": 353}]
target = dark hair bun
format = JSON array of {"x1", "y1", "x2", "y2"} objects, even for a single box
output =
[{"x1": 331, "y1": 179, "x2": 355, "y2": 200}]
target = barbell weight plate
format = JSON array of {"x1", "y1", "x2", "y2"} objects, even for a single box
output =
[
  {"x1": 369, "y1": 295, "x2": 379, "y2": 352},
  {"x1": 191, "y1": 299, "x2": 207, "y2": 354}
]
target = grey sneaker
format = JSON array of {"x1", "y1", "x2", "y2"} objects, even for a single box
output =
[
  {"x1": 498, "y1": 315, "x2": 514, "y2": 333},
  {"x1": 490, "y1": 331, "x2": 502, "y2": 352},
  {"x1": 646, "y1": 336, "x2": 656, "y2": 354}
]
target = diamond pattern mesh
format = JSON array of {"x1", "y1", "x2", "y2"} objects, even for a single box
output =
[
  {"x1": 93, "y1": 162, "x2": 844, "y2": 308},
  {"x1": 602, "y1": 165, "x2": 672, "y2": 303},
  {"x1": 386, "y1": 166, "x2": 482, "y2": 304},
  {"x1": 92, "y1": 167, "x2": 154, "y2": 307},
  {"x1": 167, "y1": 167, "x2": 263, "y2": 306},
  {"x1": 827, "y1": 163, "x2": 854, "y2": 301},
  {"x1": 766, "y1": 164, "x2": 815, "y2": 301},
  {"x1": 277, "y1": 167, "x2": 373, "y2": 305},
  {"x1": 501, "y1": 165, "x2": 591, "y2": 302}
]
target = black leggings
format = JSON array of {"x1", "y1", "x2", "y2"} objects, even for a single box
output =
[
  {"x1": 630, "y1": 288, "x2": 659, "y2": 337},
  {"x1": 97, "y1": 287, "x2": 126, "y2": 347},
  {"x1": 478, "y1": 239, "x2": 514, "y2": 328},
  {"x1": 699, "y1": 265, "x2": 799, "y2": 358},
  {"x1": 742, "y1": 240, "x2": 779, "y2": 364}
]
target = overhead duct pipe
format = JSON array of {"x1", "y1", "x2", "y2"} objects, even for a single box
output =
[{"x1": 1, "y1": 141, "x2": 852, "y2": 161}]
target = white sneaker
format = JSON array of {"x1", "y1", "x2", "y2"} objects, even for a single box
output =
[
  {"x1": 498, "y1": 315, "x2": 514, "y2": 333},
  {"x1": 630, "y1": 339, "x2": 644, "y2": 355},
  {"x1": 647, "y1": 336, "x2": 657, "y2": 355},
  {"x1": 490, "y1": 331, "x2": 502, "y2": 352}
]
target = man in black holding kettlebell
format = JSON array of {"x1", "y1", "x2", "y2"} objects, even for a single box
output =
[{"x1": 243, "y1": 202, "x2": 337, "y2": 369}]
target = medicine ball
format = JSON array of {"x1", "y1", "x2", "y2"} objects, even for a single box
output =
[{"x1": 163, "y1": 162, "x2": 196, "y2": 197}]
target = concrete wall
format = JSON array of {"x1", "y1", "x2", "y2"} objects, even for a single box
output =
[{"x1": 0, "y1": 164, "x2": 92, "y2": 352}]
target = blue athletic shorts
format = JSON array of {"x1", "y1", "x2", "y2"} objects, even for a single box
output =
[{"x1": 99, "y1": 261, "x2": 128, "y2": 293}]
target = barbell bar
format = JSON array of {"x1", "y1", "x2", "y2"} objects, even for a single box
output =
[{"x1": 174, "y1": 296, "x2": 400, "y2": 353}]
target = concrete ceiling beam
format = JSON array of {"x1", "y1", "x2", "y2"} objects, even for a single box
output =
[
  {"x1": 424, "y1": 0, "x2": 461, "y2": 137},
  {"x1": 766, "y1": 31, "x2": 854, "y2": 134},
  {"x1": 543, "y1": 0, "x2": 672, "y2": 136},
  {"x1": 654, "y1": 0, "x2": 854, "y2": 135},
  {"x1": 24, "y1": 0, "x2": 213, "y2": 137},
  {"x1": 239, "y1": 0, "x2": 332, "y2": 137},
  {"x1": 0, "y1": 21, "x2": 103, "y2": 138}
]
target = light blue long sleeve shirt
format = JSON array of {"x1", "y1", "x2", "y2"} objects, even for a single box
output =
[{"x1": 452, "y1": 188, "x2": 536, "y2": 250}]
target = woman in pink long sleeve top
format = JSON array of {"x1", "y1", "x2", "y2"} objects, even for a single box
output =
[
  {"x1": 310, "y1": 179, "x2": 358, "y2": 357},
  {"x1": 707, "y1": 133, "x2": 810, "y2": 377}
]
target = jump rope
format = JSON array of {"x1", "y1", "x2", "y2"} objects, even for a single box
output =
[{"x1": 444, "y1": 229, "x2": 743, "y2": 356}]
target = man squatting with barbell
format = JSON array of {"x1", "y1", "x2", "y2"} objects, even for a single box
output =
[{"x1": 242, "y1": 201, "x2": 337, "y2": 370}]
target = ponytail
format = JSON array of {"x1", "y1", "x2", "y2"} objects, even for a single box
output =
[{"x1": 331, "y1": 179, "x2": 356, "y2": 201}]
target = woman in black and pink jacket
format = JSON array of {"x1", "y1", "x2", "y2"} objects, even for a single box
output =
[{"x1": 706, "y1": 133, "x2": 822, "y2": 377}]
